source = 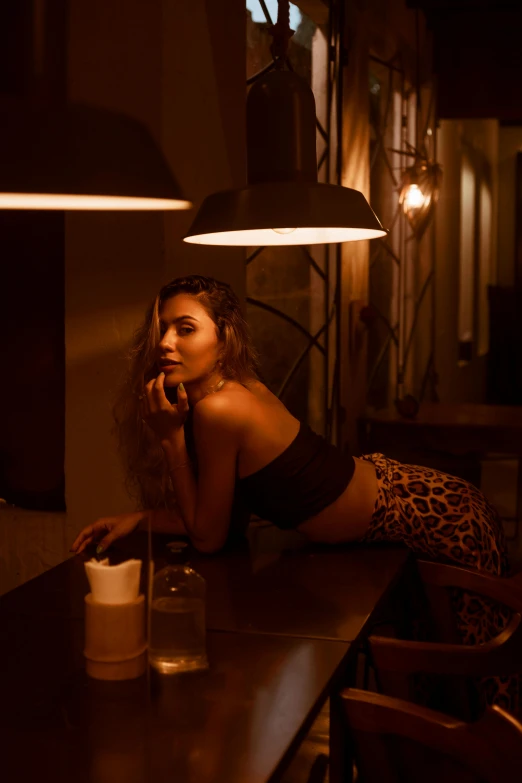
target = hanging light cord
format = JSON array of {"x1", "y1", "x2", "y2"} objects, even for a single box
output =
[
  {"x1": 415, "y1": 7, "x2": 422, "y2": 154},
  {"x1": 270, "y1": 0, "x2": 294, "y2": 67}
]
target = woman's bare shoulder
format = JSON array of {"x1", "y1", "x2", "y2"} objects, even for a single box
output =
[
  {"x1": 193, "y1": 381, "x2": 256, "y2": 424},
  {"x1": 193, "y1": 380, "x2": 282, "y2": 426},
  {"x1": 242, "y1": 379, "x2": 286, "y2": 406}
]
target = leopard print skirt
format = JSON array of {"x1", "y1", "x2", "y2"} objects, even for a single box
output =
[{"x1": 359, "y1": 453, "x2": 518, "y2": 714}]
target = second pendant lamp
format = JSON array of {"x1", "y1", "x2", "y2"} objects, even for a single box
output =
[{"x1": 184, "y1": 27, "x2": 385, "y2": 247}]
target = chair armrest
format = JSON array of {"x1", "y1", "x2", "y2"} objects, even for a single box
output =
[
  {"x1": 368, "y1": 612, "x2": 522, "y2": 677},
  {"x1": 339, "y1": 687, "x2": 522, "y2": 779}
]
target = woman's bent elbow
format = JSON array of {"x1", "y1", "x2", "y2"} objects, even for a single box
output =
[
  {"x1": 189, "y1": 517, "x2": 230, "y2": 553},
  {"x1": 191, "y1": 537, "x2": 225, "y2": 554}
]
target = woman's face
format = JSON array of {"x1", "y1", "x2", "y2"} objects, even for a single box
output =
[{"x1": 156, "y1": 294, "x2": 222, "y2": 387}]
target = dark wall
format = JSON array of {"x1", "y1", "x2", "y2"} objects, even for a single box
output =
[
  {"x1": 0, "y1": 2, "x2": 66, "y2": 509},
  {"x1": 416, "y1": 5, "x2": 522, "y2": 122},
  {"x1": 0, "y1": 213, "x2": 65, "y2": 510}
]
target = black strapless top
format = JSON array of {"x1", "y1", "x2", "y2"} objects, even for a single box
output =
[{"x1": 237, "y1": 423, "x2": 355, "y2": 530}]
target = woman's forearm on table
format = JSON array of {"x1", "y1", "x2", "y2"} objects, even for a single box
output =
[
  {"x1": 160, "y1": 430, "x2": 199, "y2": 535},
  {"x1": 138, "y1": 508, "x2": 190, "y2": 535}
]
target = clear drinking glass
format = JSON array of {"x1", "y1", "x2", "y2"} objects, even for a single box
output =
[{"x1": 149, "y1": 542, "x2": 208, "y2": 674}]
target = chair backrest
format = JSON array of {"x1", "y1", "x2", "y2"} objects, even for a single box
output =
[
  {"x1": 341, "y1": 688, "x2": 522, "y2": 783},
  {"x1": 417, "y1": 559, "x2": 522, "y2": 613},
  {"x1": 368, "y1": 559, "x2": 522, "y2": 719}
]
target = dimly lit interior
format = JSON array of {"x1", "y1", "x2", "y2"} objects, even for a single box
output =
[{"x1": 2, "y1": 1, "x2": 522, "y2": 781}]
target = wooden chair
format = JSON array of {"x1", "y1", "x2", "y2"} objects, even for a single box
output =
[
  {"x1": 367, "y1": 560, "x2": 522, "y2": 718},
  {"x1": 336, "y1": 687, "x2": 522, "y2": 783}
]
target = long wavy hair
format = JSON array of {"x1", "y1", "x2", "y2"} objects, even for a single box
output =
[{"x1": 113, "y1": 275, "x2": 259, "y2": 510}]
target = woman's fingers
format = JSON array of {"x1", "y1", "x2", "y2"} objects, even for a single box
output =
[
  {"x1": 145, "y1": 378, "x2": 156, "y2": 412},
  {"x1": 96, "y1": 514, "x2": 141, "y2": 553},
  {"x1": 145, "y1": 375, "x2": 170, "y2": 413},
  {"x1": 71, "y1": 524, "x2": 95, "y2": 552},
  {"x1": 75, "y1": 535, "x2": 95, "y2": 554},
  {"x1": 141, "y1": 373, "x2": 189, "y2": 436},
  {"x1": 177, "y1": 382, "x2": 190, "y2": 417},
  {"x1": 153, "y1": 372, "x2": 171, "y2": 408},
  {"x1": 96, "y1": 529, "x2": 118, "y2": 554},
  {"x1": 71, "y1": 519, "x2": 110, "y2": 553}
]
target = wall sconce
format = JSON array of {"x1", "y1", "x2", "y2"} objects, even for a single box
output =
[
  {"x1": 402, "y1": 182, "x2": 424, "y2": 211},
  {"x1": 399, "y1": 156, "x2": 442, "y2": 239}
]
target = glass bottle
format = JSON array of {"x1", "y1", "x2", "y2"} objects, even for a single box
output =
[{"x1": 149, "y1": 541, "x2": 208, "y2": 674}]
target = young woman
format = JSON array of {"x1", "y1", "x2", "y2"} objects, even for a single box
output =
[{"x1": 71, "y1": 275, "x2": 514, "y2": 708}]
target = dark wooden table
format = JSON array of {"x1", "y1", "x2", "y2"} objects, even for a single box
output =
[
  {"x1": 0, "y1": 621, "x2": 348, "y2": 783},
  {"x1": 109, "y1": 528, "x2": 411, "y2": 641},
  {"x1": 0, "y1": 532, "x2": 411, "y2": 783},
  {"x1": 360, "y1": 402, "x2": 522, "y2": 458},
  {"x1": 189, "y1": 541, "x2": 409, "y2": 642}
]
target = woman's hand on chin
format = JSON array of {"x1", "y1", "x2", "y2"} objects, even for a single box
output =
[{"x1": 141, "y1": 373, "x2": 190, "y2": 443}]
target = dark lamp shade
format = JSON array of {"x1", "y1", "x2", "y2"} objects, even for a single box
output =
[
  {"x1": 0, "y1": 102, "x2": 191, "y2": 210},
  {"x1": 184, "y1": 181, "x2": 386, "y2": 246},
  {"x1": 184, "y1": 69, "x2": 385, "y2": 246}
]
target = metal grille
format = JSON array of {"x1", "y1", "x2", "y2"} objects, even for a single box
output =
[
  {"x1": 367, "y1": 53, "x2": 438, "y2": 407},
  {"x1": 246, "y1": 0, "x2": 345, "y2": 444}
]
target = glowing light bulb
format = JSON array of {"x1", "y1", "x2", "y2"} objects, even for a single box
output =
[
  {"x1": 271, "y1": 227, "x2": 297, "y2": 235},
  {"x1": 403, "y1": 184, "x2": 425, "y2": 210}
]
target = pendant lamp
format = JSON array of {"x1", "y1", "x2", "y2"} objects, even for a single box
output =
[
  {"x1": 184, "y1": 2, "x2": 385, "y2": 246},
  {"x1": 0, "y1": 100, "x2": 191, "y2": 211}
]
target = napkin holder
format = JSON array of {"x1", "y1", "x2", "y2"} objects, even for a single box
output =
[
  {"x1": 84, "y1": 592, "x2": 147, "y2": 680},
  {"x1": 83, "y1": 558, "x2": 147, "y2": 681}
]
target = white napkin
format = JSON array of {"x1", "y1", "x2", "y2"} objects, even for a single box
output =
[{"x1": 84, "y1": 558, "x2": 142, "y2": 604}]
